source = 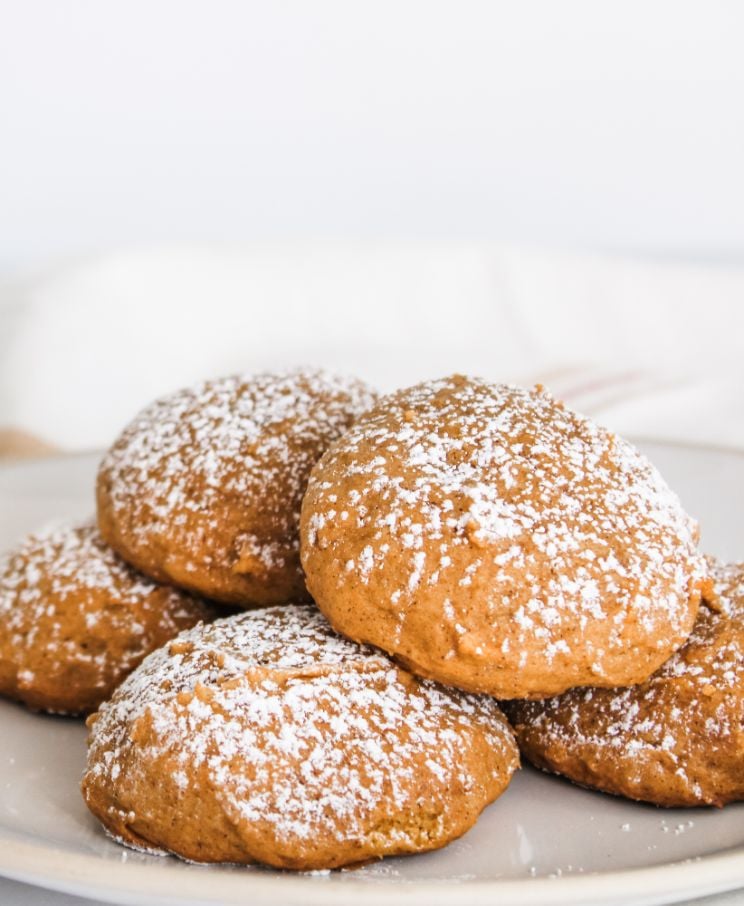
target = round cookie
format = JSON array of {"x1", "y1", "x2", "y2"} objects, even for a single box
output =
[
  {"x1": 300, "y1": 375, "x2": 706, "y2": 699},
  {"x1": 81, "y1": 604, "x2": 518, "y2": 870},
  {"x1": 0, "y1": 522, "x2": 215, "y2": 715},
  {"x1": 504, "y1": 558, "x2": 744, "y2": 807},
  {"x1": 97, "y1": 369, "x2": 376, "y2": 607}
]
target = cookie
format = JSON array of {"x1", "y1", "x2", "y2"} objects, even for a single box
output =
[
  {"x1": 300, "y1": 375, "x2": 705, "y2": 699},
  {"x1": 0, "y1": 522, "x2": 214, "y2": 715},
  {"x1": 504, "y1": 558, "x2": 744, "y2": 807},
  {"x1": 97, "y1": 369, "x2": 376, "y2": 607},
  {"x1": 81, "y1": 604, "x2": 518, "y2": 870}
]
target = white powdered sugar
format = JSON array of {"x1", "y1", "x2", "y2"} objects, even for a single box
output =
[
  {"x1": 99, "y1": 369, "x2": 377, "y2": 575},
  {"x1": 0, "y1": 521, "x2": 208, "y2": 699},
  {"x1": 303, "y1": 376, "x2": 705, "y2": 669},
  {"x1": 1, "y1": 521, "x2": 164, "y2": 608},
  {"x1": 85, "y1": 605, "x2": 516, "y2": 850},
  {"x1": 508, "y1": 559, "x2": 744, "y2": 801},
  {"x1": 707, "y1": 559, "x2": 744, "y2": 617}
]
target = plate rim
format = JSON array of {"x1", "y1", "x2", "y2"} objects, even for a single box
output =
[{"x1": 1, "y1": 830, "x2": 743, "y2": 906}]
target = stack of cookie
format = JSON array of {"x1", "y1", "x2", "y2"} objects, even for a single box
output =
[{"x1": 1, "y1": 369, "x2": 741, "y2": 872}]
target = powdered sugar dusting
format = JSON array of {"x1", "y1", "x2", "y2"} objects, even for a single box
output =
[
  {"x1": 0, "y1": 521, "x2": 211, "y2": 710},
  {"x1": 99, "y1": 369, "x2": 376, "y2": 582},
  {"x1": 85, "y1": 605, "x2": 517, "y2": 852},
  {"x1": 706, "y1": 558, "x2": 744, "y2": 616},
  {"x1": 2, "y1": 521, "x2": 169, "y2": 606},
  {"x1": 506, "y1": 558, "x2": 744, "y2": 804},
  {"x1": 303, "y1": 376, "x2": 705, "y2": 682}
]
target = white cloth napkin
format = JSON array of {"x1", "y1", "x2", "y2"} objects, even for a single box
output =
[{"x1": 1, "y1": 242, "x2": 742, "y2": 451}]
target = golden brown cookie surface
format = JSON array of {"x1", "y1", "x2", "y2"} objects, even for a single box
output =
[
  {"x1": 97, "y1": 369, "x2": 376, "y2": 607},
  {"x1": 81, "y1": 604, "x2": 518, "y2": 870},
  {"x1": 301, "y1": 375, "x2": 705, "y2": 698},
  {"x1": 504, "y1": 558, "x2": 744, "y2": 807},
  {"x1": 0, "y1": 522, "x2": 214, "y2": 715}
]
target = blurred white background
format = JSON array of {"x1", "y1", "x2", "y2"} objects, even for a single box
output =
[
  {"x1": 1, "y1": 0, "x2": 743, "y2": 452},
  {"x1": 2, "y1": 0, "x2": 744, "y2": 271}
]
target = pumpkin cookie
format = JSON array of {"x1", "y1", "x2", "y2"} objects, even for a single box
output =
[
  {"x1": 300, "y1": 375, "x2": 705, "y2": 698},
  {"x1": 97, "y1": 369, "x2": 376, "y2": 607},
  {"x1": 0, "y1": 522, "x2": 214, "y2": 715},
  {"x1": 504, "y1": 558, "x2": 744, "y2": 807},
  {"x1": 82, "y1": 604, "x2": 518, "y2": 870}
]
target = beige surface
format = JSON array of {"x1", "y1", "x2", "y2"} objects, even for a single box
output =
[{"x1": 0, "y1": 429, "x2": 57, "y2": 459}]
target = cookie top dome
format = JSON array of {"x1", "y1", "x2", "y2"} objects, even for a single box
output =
[
  {"x1": 97, "y1": 368, "x2": 376, "y2": 606},
  {"x1": 82, "y1": 604, "x2": 518, "y2": 869},
  {"x1": 0, "y1": 521, "x2": 213, "y2": 714},
  {"x1": 301, "y1": 375, "x2": 705, "y2": 698}
]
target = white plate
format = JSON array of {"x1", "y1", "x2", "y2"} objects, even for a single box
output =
[{"x1": 1, "y1": 443, "x2": 743, "y2": 906}]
